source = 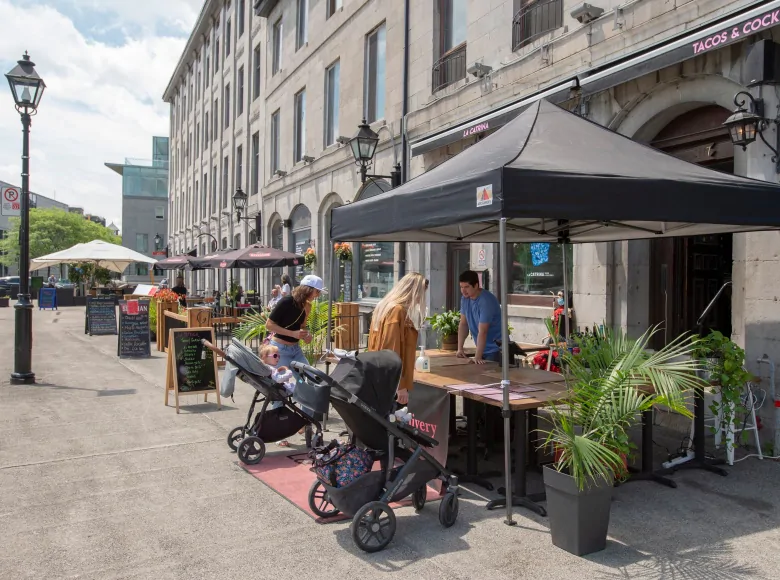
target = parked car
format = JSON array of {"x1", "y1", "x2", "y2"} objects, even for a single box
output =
[
  {"x1": 55, "y1": 279, "x2": 76, "y2": 290},
  {"x1": 0, "y1": 276, "x2": 20, "y2": 298}
]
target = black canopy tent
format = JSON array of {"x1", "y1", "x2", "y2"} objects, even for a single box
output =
[{"x1": 328, "y1": 99, "x2": 780, "y2": 525}]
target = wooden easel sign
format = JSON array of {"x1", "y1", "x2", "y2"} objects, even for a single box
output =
[{"x1": 165, "y1": 327, "x2": 221, "y2": 414}]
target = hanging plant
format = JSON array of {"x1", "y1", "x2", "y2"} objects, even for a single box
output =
[
  {"x1": 334, "y1": 242, "x2": 353, "y2": 262},
  {"x1": 304, "y1": 247, "x2": 317, "y2": 271}
]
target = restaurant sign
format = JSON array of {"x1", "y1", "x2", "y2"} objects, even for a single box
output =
[{"x1": 693, "y1": 7, "x2": 780, "y2": 55}]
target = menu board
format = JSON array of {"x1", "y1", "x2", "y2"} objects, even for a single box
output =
[
  {"x1": 361, "y1": 242, "x2": 384, "y2": 265},
  {"x1": 38, "y1": 287, "x2": 57, "y2": 310},
  {"x1": 294, "y1": 237, "x2": 308, "y2": 281},
  {"x1": 342, "y1": 261, "x2": 352, "y2": 302},
  {"x1": 86, "y1": 295, "x2": 117, "y2": 336},
  {"x1": 117, "y1": 299, "x2": 151, "y2": 358},
  {"x1": 165, "y1": 327, "x2": 221, "y2": 414}
]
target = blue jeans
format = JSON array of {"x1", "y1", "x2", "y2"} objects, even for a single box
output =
[{"x1": 270, "y1": 340, "x2": 314, "y2": 417}]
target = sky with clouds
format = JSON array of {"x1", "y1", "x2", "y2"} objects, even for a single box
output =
[{"x1": 0, "y1": 0, "x2": 203, "y2": 229}]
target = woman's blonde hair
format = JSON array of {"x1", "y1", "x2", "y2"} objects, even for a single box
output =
[{"x1": 372, "y1": 272, "x2": 428, "y2": 331}]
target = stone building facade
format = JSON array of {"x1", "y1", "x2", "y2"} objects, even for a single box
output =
[{"x1": 167, "y1": 0, "x2": 780, "y2": 441}]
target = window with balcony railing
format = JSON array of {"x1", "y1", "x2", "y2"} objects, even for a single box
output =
[
  {"x1": 512, "y1": 0, "x2": 563, "y2": 51},
  {"x1": 432, "y1": 42, "x2": 467, "y2": 93}
]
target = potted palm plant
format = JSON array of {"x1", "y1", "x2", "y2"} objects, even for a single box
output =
[
  {"x1": 539, "y1": 322, "x2": 702, "y2": 556},
  {"x1": 427, "y1": 310, "x2": 460, "y2": 350}
]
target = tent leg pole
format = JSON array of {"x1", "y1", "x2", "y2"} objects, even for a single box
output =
[
  {"x1": 499, "y1": 219, "x2": 515, "y2": 527},
  {"x1": 562, "y1": 243, "x2": 569, "y2": 339},
  {"x1": 323, "y1": 232, "x2": 337, "y2": 432}
]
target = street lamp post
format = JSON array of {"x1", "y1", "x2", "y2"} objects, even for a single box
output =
[
  {"x1": 6, "y1": 52, "x2": 45, "y2": 385},
  {"x1": 348, "y1": 119, "x2": 401, "y2": 187}
]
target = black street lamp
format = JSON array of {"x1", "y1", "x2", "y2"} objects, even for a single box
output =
[
  {"x1": 232, "y1": 186, "x2": 248, "y2": 221},
  {"x1": 6, "y1": 52, "x2": 45, "y2": 385},
  {"x1": 724, "y1": 91, "x2": 779, "y2": 172},
  {"x1": 349, "y1": 119, "x2": 401, "y2": 186}
]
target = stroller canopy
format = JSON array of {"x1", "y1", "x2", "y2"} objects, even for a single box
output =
[{"x1": 331, "y1": 350, "x2": 402, "y2": 418}]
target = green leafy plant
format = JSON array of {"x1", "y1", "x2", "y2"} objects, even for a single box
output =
[
  {"x1": 148, "y1": 299, "x2": 157, "y2": 330},
  {"x1": 693, "y1": 330, "x2": 752, "y2": 449},
  {"x1": 427, "y1": 310, "x2": 460, "y2": 339},
  {"x1": 539, "y1": 322, "x2": 702, "y2": 489},
  {"x1": 301, "y1": 298, "x2": 344, "y2": 364},
  {"x1": 233, "y1": 308, "x2": 270, "y2": 343}
]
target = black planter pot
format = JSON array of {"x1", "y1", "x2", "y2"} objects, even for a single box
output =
[{"x1": 543, "y1": 465, "x2": 613, "y2": 556}]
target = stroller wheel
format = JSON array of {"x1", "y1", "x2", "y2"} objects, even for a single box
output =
[
  {"x1": 351, "y1": 502, "x2": 396, "y2": 553},
  {"x1": 412, "y1": 485, "x2": 427, "y2": 512},
  {"x1": 227, "y1": 426, "x2": 246, "y2": 452},
  {"x1": 438, "y1": 492, "x2": 459, "y2": 528},
  {"x1": 308, "y1": 480, "x2": 340, "y2": 518},
  {"x1": 237, "y1": 436, "x2": 266, "y2": 465}
]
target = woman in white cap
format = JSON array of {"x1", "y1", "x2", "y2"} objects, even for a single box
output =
[{"x1": 265, "y1": 274, "x2": 324, "y2": 418}]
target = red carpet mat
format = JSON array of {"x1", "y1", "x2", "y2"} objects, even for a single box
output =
[{"x1": 240, "y1": 452, "x2": 440, "y2": 523}]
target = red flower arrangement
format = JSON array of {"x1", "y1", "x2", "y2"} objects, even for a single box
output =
[
  {"x1": 532, "y1": 350, "x2": 561, "y2": 373},
  {"x1": 304, "y1": 247, "x2": 317, "y2": 271},
  {"x1": 155, "y1": 288, "x2": 180, "y2": 303},
  {"x1": 334, "y1": 242, "x2": 353, "y2": 262}
]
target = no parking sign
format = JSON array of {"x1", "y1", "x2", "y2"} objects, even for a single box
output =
[{"x1": 1, "y1": 186, "x2": 21, "y2": 216}]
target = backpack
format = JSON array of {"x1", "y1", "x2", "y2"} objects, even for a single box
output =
[{"x1": 310, "y1": 440, "x2": 373, "y2": 488}]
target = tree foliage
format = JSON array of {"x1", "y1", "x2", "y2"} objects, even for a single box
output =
[{"x1": 0, "y1": 208, "x2": 120, "y2": 267}]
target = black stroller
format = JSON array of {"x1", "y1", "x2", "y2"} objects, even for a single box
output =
[
  {"x1": 203, "y1": 338, "x2": 324, "y2": 465},
  {"x1": 291, "y1": 350, "x2": 460, "y2": 553}
]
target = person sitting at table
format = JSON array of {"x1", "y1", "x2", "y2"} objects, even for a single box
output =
[
  {"x1": 456, "y1": 270, "x2": 502, "y2": 365},
  {"x1": 171, "y1": 276, "x2": 187, "y2": 307},
  {"x1": 368, "y1": 272, "x2": 429, "y2": 405},
  {"x1": 267, "y1": 285, "x2": 282, "y2": 309}
]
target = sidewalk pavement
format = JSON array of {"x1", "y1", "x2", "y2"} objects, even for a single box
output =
[{"x1": 1, "y1": 306, "x2": 779, "y2": 579}]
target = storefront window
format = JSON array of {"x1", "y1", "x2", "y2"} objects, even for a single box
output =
[
  {"x1": 358, "y1": 242, "x2": 394, "y2": 300},
  {"x1": 510, "y1": 242, "x2": 572, "y2": 295},
  {"x1": 289, "y1": 205, "x2": 311, "y2": 284}
]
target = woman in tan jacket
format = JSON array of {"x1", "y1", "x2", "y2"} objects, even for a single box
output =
[{"x1": 368, "y1": 273, "x2": 428, "y2": 404}]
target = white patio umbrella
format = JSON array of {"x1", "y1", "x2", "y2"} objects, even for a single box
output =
[{"x1": 30, "y1": 240, "x2": 157, "y2": 273}]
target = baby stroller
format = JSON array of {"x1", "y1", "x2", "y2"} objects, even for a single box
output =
[
  {"x1": 203, "y1": 338, "x2": 323, "y2": 465},
  {"x1": 291, "y1": 350, "x2": 460, "y2": 553}
]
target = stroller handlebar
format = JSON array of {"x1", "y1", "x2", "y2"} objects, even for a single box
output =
[
  {"x1": 201, "y1": 339, "x2": 227, "y2": 359},
  {"x1": 290, "y1": 361, "x2": 332, "y2": 385}
]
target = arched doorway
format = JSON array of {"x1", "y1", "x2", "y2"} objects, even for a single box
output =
[
  {"x1": 288, "y1": 205, "x2": 311, "y2": 284},
  {"x1": 270, "y1": 218, "x2": 284, "y2": 289},
  {"x1": 649, "y1": 105, "x2": 734, "y2": 348}
]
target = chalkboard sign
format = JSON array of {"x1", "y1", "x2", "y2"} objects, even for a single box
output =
[
  {"x1": 38, "y1": 287, "x2": 57, "y2": 310},
  {"x1": 117, "y1": 299, "x2": 151, "y2": 358},
  {"x1": 86, "y1": 295, "x2": 117, "y2": 336},
  {"x1": 164, "y1": 327, "x2": 221, "y2": 414}
]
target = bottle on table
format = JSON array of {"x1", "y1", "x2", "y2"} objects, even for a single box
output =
[{"x1": 415, "y1": 346, "x2": 430, "y2": 373}]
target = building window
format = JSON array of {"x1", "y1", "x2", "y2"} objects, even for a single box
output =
[
  {"x1": 212, "y1": 99, "x2": 218, "y2": 138},
  {"x1": 214, "y1": 38, "x2": 220, "y2": 72},
  {"x1": 294, "y1": 89, "x2": 306, "y2": 164},
  {"x1": 195, "y1": 122, "x2": 200, "y2": 152},
  {"x1": 211, "y1": 165, "x2": 218, "y2": 214},
  {"x1": 202, "y1": 172, "x2": 208, "y2": 217},
  {"x1": 238, "y1": 0, "x2": 246, "y2": 36},
  {"x1": 237, "y1": 66, "x2": 244, "y2": 117},
  {"x1": 136, "y1": 264, "x2": 149, "y2": 276},
  {"x1": 357, "y1": 242, "x2": 394, "y2": 300},
  {"x1": 224, "y1": 84, "x2": 230, "y2": 129},
  {"x1": 236, "y1": 144, "x2": 243, "y2": 189},
  {"x1": 222, "y1": 237, "x2": 228, "y2": 250},
  {"x1": 253, "y1": 44, "x2": 261, "y2": 99},
  {"x1": 222, "y1": 155, "x2": 229, "y2": 208},
  {"x1": 155, "y1": 207, "x2": 165, "y2": 220},
  {"x1": 289, "y1": 204, "x2": 312, "y2": 282},
  {"x1": 272, "y1": 18, "x2": 283, "y2": 75},
  {"x1": 197, "y1": 71, "x2": 201, "y2": 100},
  {"x1": 296, "y1": 0, "x2": 308, "y2": 50},
  {"x1": 251, "y1": 131, "x2": 260, "y2": 195},
  {"x1": 364, "y1": 23, "x2": 386, "y2": 123},
  {"x1": 510, "y1": 243, "x2": 572, "y2": 295},
  {"x1": 324, "y1": 60, "x2": 340, "y2": 146},
  {"x1": 205, "y1": 52, "x2": 210, "y2": 86},
  {"x1": 136, "y1": 233, "x2": 149, "y2": 253},
  {"x1": 433, "y1": 0, "x2": 468, "y2": 92},
  {"x1": 204, "y1": 112, "x2": 209, "y2": 148},
  {"x1": 512, "y1": 0, "x2": 564, "y2": 51},
  {"x1": 270, "y1": 109, "x2": 281, "y2": 174},
  {"x1": 189, "y1": 83, "x2": 193, "y2": 110},
  {"x1": 271, "y1": 220, "x2": 284, "y2": 286},
  {"x1": 327, "y1": 0, "x2": 342, "y2": 19},
  {"x1": 225, "y1": 18, "x2": 232, "y2": 57}
]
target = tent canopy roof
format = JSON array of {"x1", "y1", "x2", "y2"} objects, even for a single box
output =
[
  {"x1": 331, "y1": 100, "x2": 780, "y2": 243},
  {"x1": 30, "y1": 240, "x2": 157, "y2": 273}
]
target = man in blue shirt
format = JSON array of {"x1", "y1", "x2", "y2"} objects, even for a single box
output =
[{"x1": 457, "y1": 270, "x2": 502, "y2": 364}]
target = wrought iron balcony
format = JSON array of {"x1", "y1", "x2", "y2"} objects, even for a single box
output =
[
  {"x1": 432, "y1": 42, "x2": 467, "y2": 93},
  {"x1": 512, "y1": 0, "x2": 564, "y2": 51}
]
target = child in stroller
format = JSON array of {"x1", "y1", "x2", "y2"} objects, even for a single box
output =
[
  {"x1": 203, "y1": 338, "x2": 324, "y2": 464},
  {"x1": 291, "y1": 349, "x2": 460, "y2": 553}
]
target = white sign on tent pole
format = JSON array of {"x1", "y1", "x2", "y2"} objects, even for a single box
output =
[{"x1": 1, "y1": 186, "x2": 21, "y2": 216}]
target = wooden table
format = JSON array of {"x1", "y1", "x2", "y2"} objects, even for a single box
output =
[{"x1": 413, "y1": 351, "x2": 567, "y2": 517}]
